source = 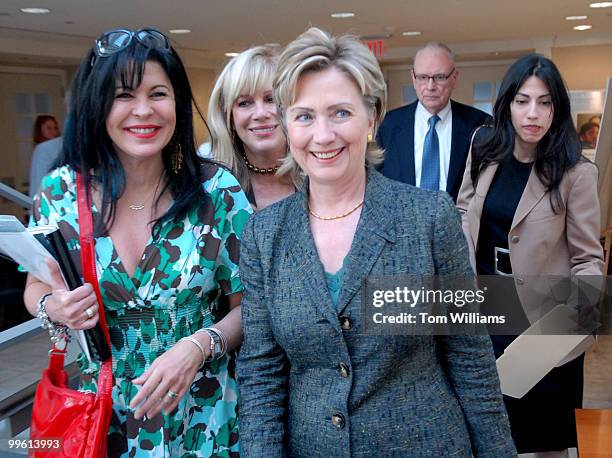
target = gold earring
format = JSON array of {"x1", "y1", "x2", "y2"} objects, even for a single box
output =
[
  {"x1": 367, "y1": 132, "x2": 373, "y2": 143},
  {"x1": 172, "y1": 143, "x2": 183, "y2": 174}
]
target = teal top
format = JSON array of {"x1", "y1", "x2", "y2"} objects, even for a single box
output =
[
  {"x1": 30, "y1": 164, "x2": 252, "y2": 457},
  {"x1": 324, "y1": 264, "x2": 346, "y2": 308}
]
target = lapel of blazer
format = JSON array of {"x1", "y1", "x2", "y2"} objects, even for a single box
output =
[
  {"x1": 282, "y1": 183, "x2": 344, "y2": 331},
  {"x1": 468, "y1": 162, "x2": 498, "y2": 251},
  {"x1": 447, "y1": 100, "x2": 468, "y2": 195},
  {"x1": 336, "y1": 169, "x2": 397, "y2": 314},
  {"x1": 510, "y1": 166, "x2": 547, "y2": 231},
  {"x1": 394, "y1": 103, "x2": 417, "y2": 185}
]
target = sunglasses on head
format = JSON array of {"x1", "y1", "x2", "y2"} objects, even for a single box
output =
[{"x1": 92, "y1": 28, "x2": 169, "y2": 65}]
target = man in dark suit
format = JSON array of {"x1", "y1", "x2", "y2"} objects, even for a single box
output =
[{"x1": 377, "y1": 42, "x2": 490, "y2": 202}]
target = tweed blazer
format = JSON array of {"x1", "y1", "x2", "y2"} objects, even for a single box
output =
[{"x1": 237, "y1": 168, "x2": 515, "y2": 457}]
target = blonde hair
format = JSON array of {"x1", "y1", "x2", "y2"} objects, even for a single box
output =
[
  {"x1": 273, "y1": 27, "x2": 387, "y2": 187},
  {"x1": 208, "y1": 45, "x2": 280, "y2": 192}
]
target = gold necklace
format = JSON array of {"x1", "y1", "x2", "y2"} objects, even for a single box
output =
[
  {"x1": 127, "y1": 178, "x2": 161, "y2": 211},
  {"x1": 240, "y1": 151, "x2": 280, "y2": 174},
  {"x1": 308, "y1": 200, "x2": 364, "y2": 221}
]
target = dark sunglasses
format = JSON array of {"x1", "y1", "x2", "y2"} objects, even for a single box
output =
[{"x1": 93, "y1": 28, "x2": 169, "y2": 63}]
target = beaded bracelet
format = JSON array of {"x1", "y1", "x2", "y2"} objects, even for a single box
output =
[{"x1": 36, "y1": 292, "x2": 71, "y2": 343}]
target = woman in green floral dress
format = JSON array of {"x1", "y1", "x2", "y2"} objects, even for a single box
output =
[{"x1": 23, "y1": 28, "x2": 251, "y2": 457}]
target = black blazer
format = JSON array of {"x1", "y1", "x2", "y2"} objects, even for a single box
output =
[{"x1": 377, "y1": 99, "x2": 490, "y2": 202}]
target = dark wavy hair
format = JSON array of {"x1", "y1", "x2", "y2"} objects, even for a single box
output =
[
  {"x1": 60, "y1": 29, "x2": 211, "y2": 236},
  {"x1": 470, "y1": 53, "x2": 583, "y2": 212},
  {"x1": 33, "y1": 115, "x2": 59, "y2": 144}
]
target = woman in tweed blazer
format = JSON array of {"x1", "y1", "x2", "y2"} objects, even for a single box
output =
[{"x1": 237, "y1": 28, "x2": 515, "y2": 458}]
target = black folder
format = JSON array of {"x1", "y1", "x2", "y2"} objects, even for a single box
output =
[{"x1": 34, "y1": 229, "x2": 111, "y2": 362}]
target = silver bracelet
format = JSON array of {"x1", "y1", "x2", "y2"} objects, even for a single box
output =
[
  {"x1": 36, "y1": 292, "x2": 71, "y2": 343},
  {"x1": 207, "y1": 327, "x2": 227, "y2": 355},
  {"x1": 197, "y1": 327, "x2": 227, "y2": 361},
  {"x1": 179, "y1": 336, "x2": 206, "y2": 369}
]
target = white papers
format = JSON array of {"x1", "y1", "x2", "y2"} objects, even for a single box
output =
[
  {"x1": 0, "y1": 215, "x2": 93, "y2": 362},
  {"x1": 0, "y1": 215, "x2": 59, "y2": 285},
  {"x1": 496, "y1": 304, "x2": 592, "y2": 399}
]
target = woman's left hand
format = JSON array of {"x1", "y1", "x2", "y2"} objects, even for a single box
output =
[{"x1": 129, "y1": 335, "x2": 209, "y2": 419}]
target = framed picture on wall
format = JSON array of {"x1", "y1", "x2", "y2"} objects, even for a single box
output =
[
  {"x1": 577, "y1": 112, "x2": 601, "y2": 159},
  {"x1": 569, "y1": 90, "x2": 605, "y2": 161}
]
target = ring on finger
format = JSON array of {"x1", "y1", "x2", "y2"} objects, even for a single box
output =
[
  {"x1": 166, "y1": 390, "x2": 178, "y2": 399},
  {"x1": 84, "y1": 307, "x2": 94, "y2": 319}
]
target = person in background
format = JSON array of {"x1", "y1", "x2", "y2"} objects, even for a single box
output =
[
  {"x1": 457, "y1": 54, "x2": 604, "y2": 457},
  {"x1": 377, "y1": 42, "x2": 489, "y2": 202},
  {"x1": 33, "y1": 115, "x2": 60, "y2": 145},
  {"x1": 23, "y1": 27, "x2": 251, "y2": 456},
  {"x1": 29, "y1": 116, "x2": 62, "y2": 197},
  {"x1": 29, "y1": 137, "x2": 63, "y2": 198},
  {"x1": 208, "y1": 45, "x2": 294, "y2": 210},
  {"x1": 237, "y1": 27, "x2": 515, "y2": 458}
]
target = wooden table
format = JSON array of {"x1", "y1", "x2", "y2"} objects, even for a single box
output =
[{"x1": 576, "y1": 409, "x2": 612, "y2": 457}]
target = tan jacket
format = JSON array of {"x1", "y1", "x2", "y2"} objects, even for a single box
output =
[
  {"x1": 457, "y1": 148, "x2": 604, "y2": 365},
  {"x1": 457, "y1": 153, "x2": 604, "y2": 280}
]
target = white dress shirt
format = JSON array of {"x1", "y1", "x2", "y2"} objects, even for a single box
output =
[{"x1": 414, "y1": 101, "x2": 452, "y2": 191}]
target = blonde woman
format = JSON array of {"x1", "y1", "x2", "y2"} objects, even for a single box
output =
[{"x1": 208, "y1": 45, "x2": 294, "y2": 210}]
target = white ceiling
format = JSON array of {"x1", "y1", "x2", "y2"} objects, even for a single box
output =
[{"x1": 0, "y1": 0, "x2": 611, "y2": 69}]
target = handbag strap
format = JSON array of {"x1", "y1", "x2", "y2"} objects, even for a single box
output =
[{"x1": 75, "y1": 172, "x2": 113, "y2": 395}]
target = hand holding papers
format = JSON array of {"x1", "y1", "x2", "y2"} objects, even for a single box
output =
[{"x1": 0, "y1": 215, "x2": 111, "y2": 362}]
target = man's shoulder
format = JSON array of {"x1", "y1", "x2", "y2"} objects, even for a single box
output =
[
  {"x1": 383, "y1": 102, "x2": 417, "y2": 124},
  {"x1": 450, "y1": 100, "x2": 490, "y2": 122}
]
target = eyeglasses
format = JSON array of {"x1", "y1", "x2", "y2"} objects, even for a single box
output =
[
  {"x1": 412, "y1": 68, "x2": 456, "y2": 85},
  {"x1": 94, "y1": 28, "x2": 169, "y2": 59}
]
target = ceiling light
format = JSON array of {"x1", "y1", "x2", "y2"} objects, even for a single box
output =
[
  {"x1": 20, "y1": 7, "x2": 51, "y2": 14},
  {"x1": 169, "y1": 29, "x2": 191, "y2": 34},
  {"x1": 573, "y1": 24, "x2": 593, "y2": 30},
  {"x1": 330, "y1": 12, "x2": 355, "y2": 18},
  {"x1": 402, "y1": 31, "x2": 422, "y2": 36},
  {"x1": 265, "y1": 43, "x2": 281, "y2": 47},
  {"x1": 225, "y1": 52, "x2": 239, "y2": 57},
  {"x1": 565, "y1": 15, "x2": 588, "y2": 20},
  {"x1": 589, "y1": 2, "x2": 612, "y2": 7}
]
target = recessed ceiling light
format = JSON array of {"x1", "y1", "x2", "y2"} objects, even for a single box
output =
[
  {"x1": 169, "y1": 29, "x2": 191, "y2": 34},
  {"x1": 590, "y1": 2, "x2": 612, "y2": 7},
  {"x1": 225, "y1": 52, "x2": 239, "y2": 57},
  {"x1": 565, "y1": 15, "x2": 588, "y2": 20},
  {"x1": 20, "y1": 7, "x2": 51, "y2": 14},
  {"x1": 402, "y1": 31, "x2": 422, "y2": 36},
  {"x1": 330, "y1": 12, "x2": 355, "y2": 18},
  {"x1": 573, "y1": 24, "x2": 593, "y2": 30}
]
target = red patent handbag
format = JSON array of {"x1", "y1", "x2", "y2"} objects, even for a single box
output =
[{"x1": 29, "y1": 172, "x2": 113, "y2": 457}]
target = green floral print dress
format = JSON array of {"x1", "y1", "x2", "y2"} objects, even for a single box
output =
[{"x1": 30, "y1": 164, "x2": 252, "y2": 457}]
